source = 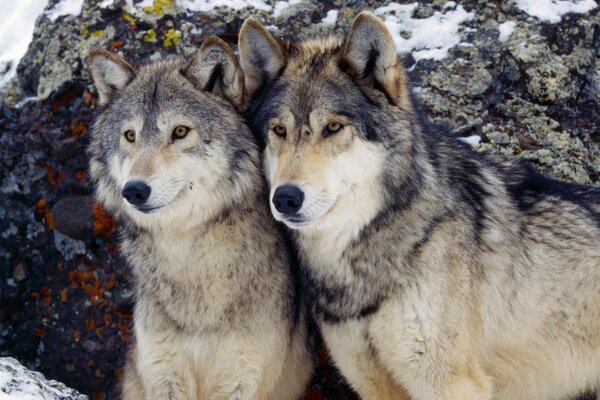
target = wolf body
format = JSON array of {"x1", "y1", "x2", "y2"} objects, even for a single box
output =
[
  {"x1": 239, "y1": 13, "x2": 600, "y2": 400},
  {"x1": 88, "y1": 37, "x2": 313, "y2": 400}
]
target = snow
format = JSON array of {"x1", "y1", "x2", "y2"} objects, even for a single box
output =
[
  {"x1": 46, "y1": 0, "x2": 84, "y2": 22},
  {"x1": 374, "y1": 2, "x2": 474, "y2": 62},
  {"x1": 0, "y1": 358, "x2": 86, "y2": 400},
  {"x1": 459, "y1": 135, "x2": 482, "y2": 146},
  {"x1": 0, "y1": 0, "x2": 48, "y2": 89},
  {"x1": 273, "y1": 0, "x2": 302, "y2": 18},
  {"x1": 320, "y1": 9, "x2": 339, "y2": 25},
  {"x1": 178, "y1": 0, "x2": 271, "y2": 13},
  {"x1": 498, "y1": 21, "x2": 516, "y2": 42},
  {"x1": 515, "y1": 0, "x2": 597, "y2": 23},
  {"x1": 99, "y1": 0, "x2": 115, "y2": 7}
]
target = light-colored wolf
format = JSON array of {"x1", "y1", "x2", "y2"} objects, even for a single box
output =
[
  {"x1": 238, "y1": 12, "x2": 600, "y2": 400},
  {"x1": 87, "y1": 37, "x2": 313, "y2": 400}
]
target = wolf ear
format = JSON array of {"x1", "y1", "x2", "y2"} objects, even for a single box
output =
[
  {"x1": 88, "y1": 48, "x2": 137, "y2": 106},
  {"x1": 238, "y1": 17, "x2": 286, "y2": 97},
  {"x1": 183, "y1": 36, "x2": 245, "y2": 110},
  {"x1": 342, "y1": 12, "x2": 410, "y2": 108}
]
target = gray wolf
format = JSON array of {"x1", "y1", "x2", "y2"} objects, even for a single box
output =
[
  {"x1": 238, "y1": 12, "x2": 600, "y2": 400},
  {"x1": 87, "y1": 37, "x2": 313, "y2": 400}
]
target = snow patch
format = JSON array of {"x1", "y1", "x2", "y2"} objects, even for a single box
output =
[
  {"x1": 178, "y1": 0, "x2": 271, "y2": 13},
  {"x1": 515, "y1": 0, "x2": 597, "y2": 23},
  {"x1": 459, "y1": 135, "x2": 482, "y2": 146},
  {"x1": 374, "y1": 2, "x2": 474, "y2": 61},
  {"x1": 273, "y1": 0, "x2": 302, "y2": 18},
  {"x1": 498, "y1": 21, "x2": 516, "y2": 42},
  {"x1": 0, "y1": 357, "x2": 87, "y2": 400},
  {"x1": 320, "y1": 9, "x2": 339, "y2": 25},
  {"x1": 0, "y1": 0, "x2": 48, "y2": 89},
  {"x1": 46, "y1": 0, "x2": 84, "y2": 22}
]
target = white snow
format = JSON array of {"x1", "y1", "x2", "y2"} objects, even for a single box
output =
[
  {"x1": 320, "y1": 9, "x2": 339, "y2": 25},
  {"x1": 46, "y1": 0, "x2": 84, "y2": 22},
  {"x1": 459, "y1": 135, "x2": 482, "y2": 146},
  {"x1": 515, "y1": 0, "x2": 597, "y2": 23},
  {"x1": 498, "y1": 21, "x2": 516, "y2": 42},
  {"x1": 99, "y1": 0, "x2": 115, "y2": 7},
  {"x1": 374, "y1": 2, "x2": 474, "y2": 62},
  {"x1": 178, "y1": 0, "x2": 271, "y2": 13},
  {"x1": 273, "y1": 0, "x2": 302, "y2": 18},
  {"x1": 0, "y1": 0, "x2": 48, "y2": 89},
  {"x1": 0, "y1": 358, "x2": 86, "y2": 400}
]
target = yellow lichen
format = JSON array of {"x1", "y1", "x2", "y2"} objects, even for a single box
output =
[
  {"x1": 515, "y1": 146, "x2": 524, "y2": 155},
  {"x1": 92, "y1": 30, "x2": 104, "y2": 38},
  {"x1": 81, "y1": 27, "x2": 89, "y2": 36},
  {"x1": 144, "y1": 29, "x2": 157, "y2": 42},
  {"x1": 143, "y1": 0, "x2": 173, "y2": 16},
  {"x1": 122, "y1": 11, "x2": 136, "y2": 27},
  {"x1": 163, "y1": 29, "x2": 181, "y2": 47}
]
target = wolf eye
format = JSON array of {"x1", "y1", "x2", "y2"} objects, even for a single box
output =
[
  {"x1": 124, "y1": 130, "x2": 136, "y2": 143},
  {"x1": 324, "y1": 122, "x2": 343, "y2": 136},
  {"x1": 273, "y1": 125, "x2": 286, "y2": 138},
  {"x1": 172, "y1": 125, "x2": 190, "y2": 140}
]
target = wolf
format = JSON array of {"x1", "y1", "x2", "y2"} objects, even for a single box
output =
[
  {"x1": 87, "y1": 37, "x2": 313, "y2": 400},
  {"x1": 238, "y1": 12, "x2": 600, "y2": 400}
]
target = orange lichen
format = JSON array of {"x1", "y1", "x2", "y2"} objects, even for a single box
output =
[
  {"x1": 71, "y1": 121, "x2": 87, "y2": 139},
  {"x1": 73, "y1": 330, "x2": 81, "y2": 342},
  {"x1": 35, "y1": 198, "x2": 48, "y2": 215},
  {"x1": 92, "y1": 203, "x2": 115, "y2": 236},
  {"x1": 45, "y1": 165, "x2": 66, "y2": 186},
  {"x1": 60, "y1": 288, "x2": 68, "y2": 302},
  {"x1": 86, "y1": 319, "x2": 95, "y2": 331},
  {"x1": 109, "y1": 40, "x2": 125, "y2": 51},
  {"x1": 45, "y1": 211, "x2": 56, "y2": 230},
  {"x1": 74, "y1": 170, "x2": 87, "y2": 181}
]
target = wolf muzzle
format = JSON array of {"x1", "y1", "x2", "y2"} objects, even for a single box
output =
[
  {"x1": 122, "y1": 180, "x2": 151, "y2": 205},
  {"x1": 272, "y1": 184, "x2": 304, "y2": 215}
]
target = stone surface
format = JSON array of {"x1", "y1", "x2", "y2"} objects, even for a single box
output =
[
  {"x1": 0, "y1": 357, "x2": 87, "y2": 399},
  {"x1": 0, "y1": 1, "x2": 598, "y2": 399}
]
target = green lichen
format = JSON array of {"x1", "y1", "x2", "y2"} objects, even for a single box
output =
[
  {"x1": 144, "y1": 29, "x2": 157, "y2": 43},
  {"x1": 163, "y1": 29, "x2": 181, "y2": 47}
]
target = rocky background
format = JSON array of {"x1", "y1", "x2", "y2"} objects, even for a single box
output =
[{"x1": 0, "y1": 0, "x2": 598, "y2": 399}]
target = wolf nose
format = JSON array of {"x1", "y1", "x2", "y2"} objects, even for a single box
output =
[
  {"x1": 273, "y1": 185, "x2": 304, "y2": 215},
  {"x1": 122, "y1": 181, "x2": 151, "y2": 205}
]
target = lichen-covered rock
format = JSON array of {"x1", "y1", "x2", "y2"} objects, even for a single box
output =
[
  {"x1": 0, "y1": 357, "x2": 87, "y2": 399},
  {"x1": 0, "y1": 1, "x2": 598, "y2": 399}
]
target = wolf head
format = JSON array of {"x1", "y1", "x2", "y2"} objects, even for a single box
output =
[
  {"x1": 88, "y1": 37, "x2": 259, "y2": 229},
  {"x1": 239, "y1": 12, "x2": 420, "y2": 232}
]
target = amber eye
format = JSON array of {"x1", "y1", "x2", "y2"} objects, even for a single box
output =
[
  {"x1": 273, "y1": 125, "x2": 287, "y2": 138},
  {"x1": 124, "y1": 130, "x2": 136, "y2": 143},
  {"x1": 324, "y1": 122, "x2": 343, "y2": 136},
  {"x1": 172, "y1": 125, "x2": 190, "y2": 140}
]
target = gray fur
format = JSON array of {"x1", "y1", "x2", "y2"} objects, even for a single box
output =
[
  {"x1": 241, "y1": 12, "x2": 600, "y2": 400},
  {"x1": 88, "y1": 42, "x2": 313, "y2": 400}
]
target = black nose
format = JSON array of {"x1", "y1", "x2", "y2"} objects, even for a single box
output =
[
  {"x1": 272, "y1": 185, "x2": 304, "y2": 215},
  {"x1": 122, "y1": 181, "x2": 151, "y2": 205}
]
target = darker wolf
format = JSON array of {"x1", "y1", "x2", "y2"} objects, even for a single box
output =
[
  {"x1": 87, "y1": 37, "x2": 313, "y2": 399},
  {"x1": 238, "y1": 12, "x2": 600, "y2": 400}
]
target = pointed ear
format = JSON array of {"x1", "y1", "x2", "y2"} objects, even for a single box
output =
[
  {"x1": 342, "y1": 12, "x2": 410, "y2": 108},
  {"x1": 87, "y1": 48, "x2": 137, "y2": 106},
  {"x1": 183, "y1": 36, "x2": 245, "y2": 110},
  {"x1": 238, "y1": 17, "x2": 286, "y2": 97}
]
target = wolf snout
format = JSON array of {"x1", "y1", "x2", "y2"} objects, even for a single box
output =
[
  {"x1": 122, "y1": 180, "x2": 151, "y2": 205},
  {"x1": 273, "y1": 185, "x2": 304, "y2": 215}
]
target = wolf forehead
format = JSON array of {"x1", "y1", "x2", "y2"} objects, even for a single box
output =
[{"x1": 248, "y1": 37, "x2": 384, "y2": 140}]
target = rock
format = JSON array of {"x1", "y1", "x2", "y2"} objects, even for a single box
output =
[
  {"x1": 0, "y1": 357, "x2": 87, "y2": 399},
  {"x1": 51, "y1": 196, "x2": 95, "y2": 240},
  {"x1": 12, "y1": 263, "x2": 28, "y2": 283}
]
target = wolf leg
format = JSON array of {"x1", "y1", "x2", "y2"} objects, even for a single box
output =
[
  {"x1": 369, "y1": 297, "x2": 493, "y2": 400},
  {"x1": 121, "y1": 347, "x2": 146, "y2": 400},
  {"x1": 320, "y1": 319, "x2": 411, "y2": 400},
  {"x1": 134, "y1": 327, "x2": 191, "y2": 400}
]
